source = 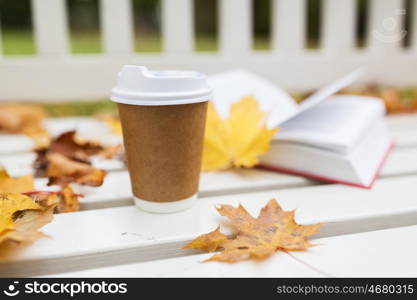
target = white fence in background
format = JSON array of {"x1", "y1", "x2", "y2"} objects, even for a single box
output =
[{"x1": 0, "y1": 0, "x2": 416, "y2": 101}]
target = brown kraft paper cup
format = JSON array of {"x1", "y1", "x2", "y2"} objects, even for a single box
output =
[{"x1": 118, "y1": 101, "x2": 208, "y2": 210}]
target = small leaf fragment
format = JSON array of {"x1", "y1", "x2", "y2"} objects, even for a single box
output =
[
  {"x1": 96, "y1": 114, "x2": 123, "y2": 135},
  {"x1": 184, "y1": 227, "x2": 228, "y2": 252},
  {"x1": 0, "y1": 105, "x2": 50, "y2": 147},
  {"x1": 0, "y1": 168, "x2": 34, "y2": 193},
  {"x1": 56, "y1": 186, "x2": 80, "y2": 213},
  {"x1": 26, "y1": 185, "x2": 80, "y2": 213}
]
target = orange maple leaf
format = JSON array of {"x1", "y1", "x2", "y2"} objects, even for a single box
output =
[
  {"x1": 45, "y1": 153, "x2": 106, "y2": 187},
  {"x1": 185, "y1": 199, "x2": 322, "y2": 263},
  {"x1": 25, "y1": 185, "x2": 81, "y2": 214}
]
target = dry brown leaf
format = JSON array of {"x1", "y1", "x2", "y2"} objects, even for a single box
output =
[
  {"x1": 46, "y1": 153, "x2": 93, "y2": 177},
  {"x1": 184, "y1": 199, "x2": 322, "y2": 263},
  {"x1": 25, "y1": 185, "x2": 80, "y2": 213},
  {"x1": 99, "y1": 144, "x2": 122, "y2": 159},
  {"x1": 33, "y1": 149, "x2": 50, "y2": 178},
  {"x1": 35, "y1": 130, "x2": 120, "y2": 168},
  {"x1": 25, "y1": 191, "x2": 59, "y2": 208},
  {"x1": 45, "y1": 153, "x2": 106, "y2": 187},
  {"x1": 0, "y1": 105, "x2": 50, "y2": 147},
  {"x1": 0, "y1": 105, "x2": 46, "y2": 133},
  {"x1": 0, "y1": 168, "x2": 34, "y2": 193},
  {"x1": 48, "y1": 131, "x2": 107, "y2": 161},
  {"x1": 341, "y1": 84, "x2": 417, "y2": 114},
  {"x1": 33, "y1": 131, "x2": 119, "y2": 184},
  {"x1": 55, "y1": 185, "x2": 80, "y2": 213}
]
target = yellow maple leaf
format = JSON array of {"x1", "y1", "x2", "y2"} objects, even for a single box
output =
[
  {"x1": 184, "y1": 199, "x2": 322, "y2": 263},
  {"x1": 202, "y1": 97, "x2": 277, "y2": 171},
  {"x1": 0, "y1": 206, "x2": 54, "y2": 245},
  {"x1": 0, "y1": 168, "x2": 35, "y2": 194},
  {"x1": 96, "y1": 114, "x2": 123, "y2": 135},
  {"x1": 0, "y1": 193, "x2": 42, "y2": 236}
]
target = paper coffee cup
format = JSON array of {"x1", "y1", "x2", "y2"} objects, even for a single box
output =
[{"x1": 111, "y1": 65, "x2": 212, "y2": 213}]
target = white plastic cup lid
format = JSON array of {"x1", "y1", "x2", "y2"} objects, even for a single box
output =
[{"x1": 111, "y1": 65, "x2": 212, "y2": 106}]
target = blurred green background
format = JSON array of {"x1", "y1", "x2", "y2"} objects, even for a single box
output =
[
  {"x1": 0, "y1": 0, "x2": 415, "y2": 116},
  {"x1": 0, "y1": 0, "x2": 382, "y2": 56}
]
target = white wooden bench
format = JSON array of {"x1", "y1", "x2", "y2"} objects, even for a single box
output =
[
  {"x1": 47, "y1": 224, "x2": 417, "y2": 278},
  {"x1": 0, "y1": 115, "x2": 417, "y2": 277},
  {"x1": 1, "y1": 0, "x2": 417, "y2": 277}
]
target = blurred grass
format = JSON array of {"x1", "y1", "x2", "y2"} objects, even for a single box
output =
[
  {"x1": 2, "y1": 30, "x2": 317, "y2": 55},
  {"x1": 70, "y1": 30, "x2": 102, "y2": 54},
  {"x1": 2, "y1": 29, "x2": 35, "y2": 55},
  {"x1": 34, "y1": 100, "x2": 117, "y2": 117},
  {"x1": 2, "y1": 29, "x2": 273, "y2": 55},
  {"x1": 195, "y1": 34, "x2": 218, "y2": 52},
  {"x1": 135, "y1": 34, "x2": 162, "y2": 52}
]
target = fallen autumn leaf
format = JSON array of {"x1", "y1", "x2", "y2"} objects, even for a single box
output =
[
  {"x1": 185, "y1": 199, "x2": 322, "y2": 263},
  {"x1": 202, "y1": 97, "x2": 277, "y2": 172}
]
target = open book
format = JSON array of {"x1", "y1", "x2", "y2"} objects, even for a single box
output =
[{"x1": 208, "y1": 70, "x2": 393, "y2": 188}]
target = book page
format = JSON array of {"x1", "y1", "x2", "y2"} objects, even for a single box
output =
[
  {"x1": 268, "y1": 68, "x2": 365, "y2": 128},
  {"x1": 208, "y1": 70, "x2": 298, "y2": 127},
  {"x1": 208, "y1": 68, "x2": 364, "y2": 129},
  {"x1": 276, "y1": 95, "x2": 385, "y2": 153}
]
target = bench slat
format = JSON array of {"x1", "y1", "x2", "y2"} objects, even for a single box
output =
[
  {"x1": 0, "y1": 153, "x2": 125, "y2": 177},
  {"x1": 368, "y1": 0, "x2": 405, "y2": 54},
  {"x1": 219, "y1": 0, "x2": 251, "y2": 55},
  {"x1": 32, "y1": 0, "x2": 69, "y2": 56},
  {"x1": 100, "y1": 0, "x2": 134, "y2": 55},
  {"x1": 48, "y1": 248, "x2": 320, "y2": 278},
  {"x1": 162, "y1": 0, "x2": 194, "y2": 54},
  {"x1": 46, "y1": 224, "x2": 417, "y2": 277},
  {"x1": 2, "y1": 175, "x2": 417, "y2": 276},
  {"x1": 0, "y1": 115, "x2": 415, "y2": 154},
  {"x1": 0, "y1": 117, "x2": 121, "y2": 155},
  {"x1": 271, "y1": 0, "x2": 306, "y2": 53},
  {"x1": 34, "y1": 146, "x2": 417, "y2": 210},
  {"x1": 1, "y1": 145, "x2": 416, "y2": 211},
  {"x1": 322, "y1": 0, "x2": 355, "y2": 54}
]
